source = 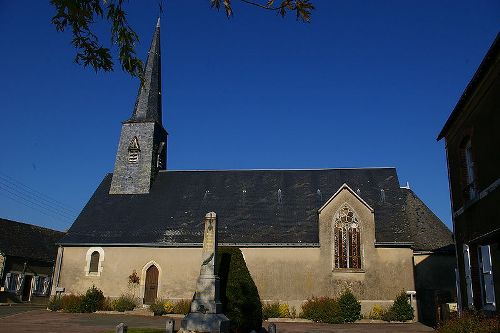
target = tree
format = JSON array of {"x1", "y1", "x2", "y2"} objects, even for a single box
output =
[{"x1": 50, "y1": 0, "x2": 315, "y2": 81}]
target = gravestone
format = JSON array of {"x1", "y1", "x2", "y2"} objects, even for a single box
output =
[
  {"x1": 179, "y1": 212, "x2": 230, "y2": 333},
  {"x1": 116, "y1": 323, "x2": 127, "y2": 333},
  {"x1": 165, "y1": 318, "x2": 174, "y2": 333}
]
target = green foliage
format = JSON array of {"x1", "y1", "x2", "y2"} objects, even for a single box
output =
[
  {"x1": 262, "y1": 302, "x2": 281, "y2": 319},
  {"x1": 61, "y1": 294, "x2": 84, "y2": 313},
  {"x1": 368, "y1": 304, "x2": 386, "y2": 320},
  {"x1": 47, "y1": 296, "x2": 62, "y2": 311},
  {"x1": 301, "y1": 297, "x2": 343, "y2": 324},
  {"x1": 172, "y1": 299, "x2": 191, "y2": 314},
  {"x1": 80, "y1": 285, "x2": 105, "y2": 313},
  {"x1": 383, "y1": 292, "x2": 414, "y2": 322},
  {"x1": 262, "y1": 302, "x2": 295, "y2": 319},
  {"x1": 149, "y1": 299, "x2": 166, "y2": 316},
  {"x1": 437, "y1": 311, "x2": 500, "y2": 333},
  {"x1": 50, "y1": 1, "x2": 315, "y2": 80},
  {"x1": 216, "y1": 247, "x2": 262, "y2": 333},
  {"x1": 112, "y1": 294, "x2": 137, "y2": 312},
  {"x1": 338, "y1": 289, "x2": 361, "y2": 322}
]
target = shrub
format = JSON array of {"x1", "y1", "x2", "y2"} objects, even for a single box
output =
[
  {"x1": 172, "y1": 299, "x2": 191, "y2": 315},
  {"x1": 47, "y1": 296, "x2": 62, "y2": 311},
  {"x1": 301, "y1": 297, "x2": 343, "y2": 324},
  {"x1": 149, "y1": 299, "x2": 166, "y2": 316},
  {"x1": 112, "y1": 295, "x2": 137, "y2": 312},
  {"x1": 278, "y1": 303, "x2": 293, "y2": 318},
  {"x1": 216, "y1": 247, "x2": 262, "y2": 333},
  {"x1": 163, "y1": 300, "x2": 175, "y2": 313},
  {"x1": 383, "y1": 292, "x2": 414, "y2": 322},
  {"x1": 101, "y1": 297, "x2": 113, "y2": 311},
  {"x1": 262, "y1": 302, "x2": 281, "y2": 319},
  {"x1": 80, "y1": 285, "x2": 105, "y2": 313},
  {"x1": 368, "y1": 304, "x2": 386, "y2": 320},
  {"x1": 437, "y1": 311, "x2": 500, "y2": 333},
  {"x1": 61, "y1": 294, "x2": 83, "y2": 313},
  {"x1": 338, "y1": 289, "x2": 361, "y2": 322}
]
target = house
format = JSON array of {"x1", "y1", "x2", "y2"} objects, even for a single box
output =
[
  {"x1": 437, "y1": 33, "x2": 500, "y2": 313},
  {"x1": 52, "y1": 19, "x2": 456, "y2": 320},
  {"x1": 0, "y1": 218, "x2": 64, "y2": 303}
]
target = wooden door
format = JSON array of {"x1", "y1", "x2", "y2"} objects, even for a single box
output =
[
  {"x1": 22, "y1": 275, "x2": 33, "y2": 301},
  {"x1": 144, "y1": 265, "x2": 159, "y2": 304}
]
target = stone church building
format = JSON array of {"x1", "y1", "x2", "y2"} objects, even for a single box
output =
[{"x1": 53, "y1": 20, "x2": 456, "y2": 321}]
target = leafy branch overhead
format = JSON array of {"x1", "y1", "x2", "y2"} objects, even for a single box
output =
[{"x1": 51, "y1": 0, "x2": 315, "y2": 81}]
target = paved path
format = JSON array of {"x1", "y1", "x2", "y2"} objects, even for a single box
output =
[
  {"x1": 0, "y1": 310, "x2": 435, "y2": 333},
  {"x1": 0, "y1": 304, "x2": 45, "y2": 317}
]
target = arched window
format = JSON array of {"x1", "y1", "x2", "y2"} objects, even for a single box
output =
[
  {"x1": 89, "y1": 251, "x2": 100, "y2": 273},
  {"x1": 333, "y1": 204, "x2": 361, "y2": 269},
  {"x1": 128, "y1": 137, "x2": 140, "y2": 163}
]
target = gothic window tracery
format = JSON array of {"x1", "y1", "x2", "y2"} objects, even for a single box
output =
[{"x1": 333, "y1": 204, "x2": 361, "y2": 269}]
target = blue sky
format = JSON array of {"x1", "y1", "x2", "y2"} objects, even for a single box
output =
[{"x1": 0, "y1": 1, "x2": 498, "y2": 231}]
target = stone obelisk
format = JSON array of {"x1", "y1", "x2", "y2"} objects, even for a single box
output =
[{"x1": 180, "y1": 212, "x2": 230, "y2": 333}]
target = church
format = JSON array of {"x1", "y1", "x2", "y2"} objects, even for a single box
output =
[{"x1": 52, "y1": 20, "x2": 456, "y2": 322}]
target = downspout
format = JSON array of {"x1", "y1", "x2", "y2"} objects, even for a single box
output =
[{"x1": 445, "y1": 140, "x2": 463, "y2": 313}]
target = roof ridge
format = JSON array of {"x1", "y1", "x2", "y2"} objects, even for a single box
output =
[{"x1": 158, "y1": 167, "x2": 397, "y2": 172}]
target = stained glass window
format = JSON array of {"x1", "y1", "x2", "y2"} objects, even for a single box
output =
[{"x1": 333, "y1": 204, "x2": 361, "y2": 269}]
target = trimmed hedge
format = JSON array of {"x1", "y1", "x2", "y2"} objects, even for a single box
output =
[{"x1": 216, "y1": 247, "x2": 262, "y2": 333}]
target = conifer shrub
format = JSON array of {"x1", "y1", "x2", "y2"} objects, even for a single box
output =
[
  {"x1": 61, "y1": 294, "x2": 84, "y2": 313},
  {"x1": 216, "y1": 247, "x2": 262, "y2": 333},
  {"x1": 80, "y1": 285, "x2": 105, "y2": 313},
  {"x1": 301, "y1": 297, "x2": 343, "y2": 324},
  {"x1": 112, "y1": 294, "x2": 137, "y2": 312},
  {"x1": 383, "y1": 291, "x2": 414, "y2": 322},
  {"x1": 338, "y1": 289, "x2": 361, "y2": 322}
]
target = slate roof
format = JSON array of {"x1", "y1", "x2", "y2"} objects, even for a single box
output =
[
  {"x1": 0, "y1": 218, "x2": 65, "y2": 262},
  {"x1": 60, "y1": 168, "x2": 453, "y2": 251}
]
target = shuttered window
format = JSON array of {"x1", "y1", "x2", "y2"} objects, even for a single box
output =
[
  {"x1": 463, "y1": 244, "x2": 474, "y2": 308},
  {"x1": 479, "y1": 245, "x2": 496, "y2": 310}
]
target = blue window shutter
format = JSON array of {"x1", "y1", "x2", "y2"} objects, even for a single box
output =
[
  {"x1": 463, "y1": 244, "x2": 474, "y2": 308},
  {"x1": 480, "y1": 245, "x2": 496, "y2": 307}
]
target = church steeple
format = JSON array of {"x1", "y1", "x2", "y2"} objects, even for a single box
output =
[
  {"x1": 110, "y1": 19, "x2": 168, "y2": 195},
  {"x1": 128, "y1": 18, "x2": 162, "y2": 124}
]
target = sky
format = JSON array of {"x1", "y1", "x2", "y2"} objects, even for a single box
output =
[{"x1": 0, "y1": 1, "x2": 498, "y2": 232}]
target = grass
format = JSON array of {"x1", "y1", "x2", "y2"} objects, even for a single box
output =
[{"x1": 103, "y1": 328, "x2": 165, "y2": 333}]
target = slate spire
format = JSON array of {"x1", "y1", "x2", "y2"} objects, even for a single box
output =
[
  {"x1": 128, "y1": 18, "x2": 162, "y2": 124},
  {"x1": 110, "y1": 18, "x2": 168, "y2": 195}
]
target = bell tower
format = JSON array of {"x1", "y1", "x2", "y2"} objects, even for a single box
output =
[{"x1": 110, "y1": 19, "x2": 167, "y2": 194}]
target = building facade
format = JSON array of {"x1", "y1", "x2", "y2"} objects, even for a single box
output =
[
  {"x1": 438, "y1": 33, "x2": 500, "y2": 313},
  {"x1": 53, "y1": 20, "x2": 456, "y2": 321},
  {"x1": 0, "y1": 218, "x2": 64, "y2": 303}
]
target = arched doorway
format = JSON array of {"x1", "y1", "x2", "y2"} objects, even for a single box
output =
[{"x1": 144, "y1": 265, "x2": 159, "y2": 304}]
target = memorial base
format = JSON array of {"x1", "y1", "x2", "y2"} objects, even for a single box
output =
[{"x1": 179, "y1": 313, "x2": 230, "y2": 333}]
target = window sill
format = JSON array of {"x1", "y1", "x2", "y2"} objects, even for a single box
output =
[{"x1": 332, "y1": 268, "x2": 365, "y2": 273}]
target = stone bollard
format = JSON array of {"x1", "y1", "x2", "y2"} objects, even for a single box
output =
[
  {"x1": 116, "y1": 323, "x2": 128, "y2": 333},
  {"x1": 165, "y1": 318, "x2": 174, "y2": 333},
  {"x1": 268, "y1": 323, "x2": 276, "y2": 333}
]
